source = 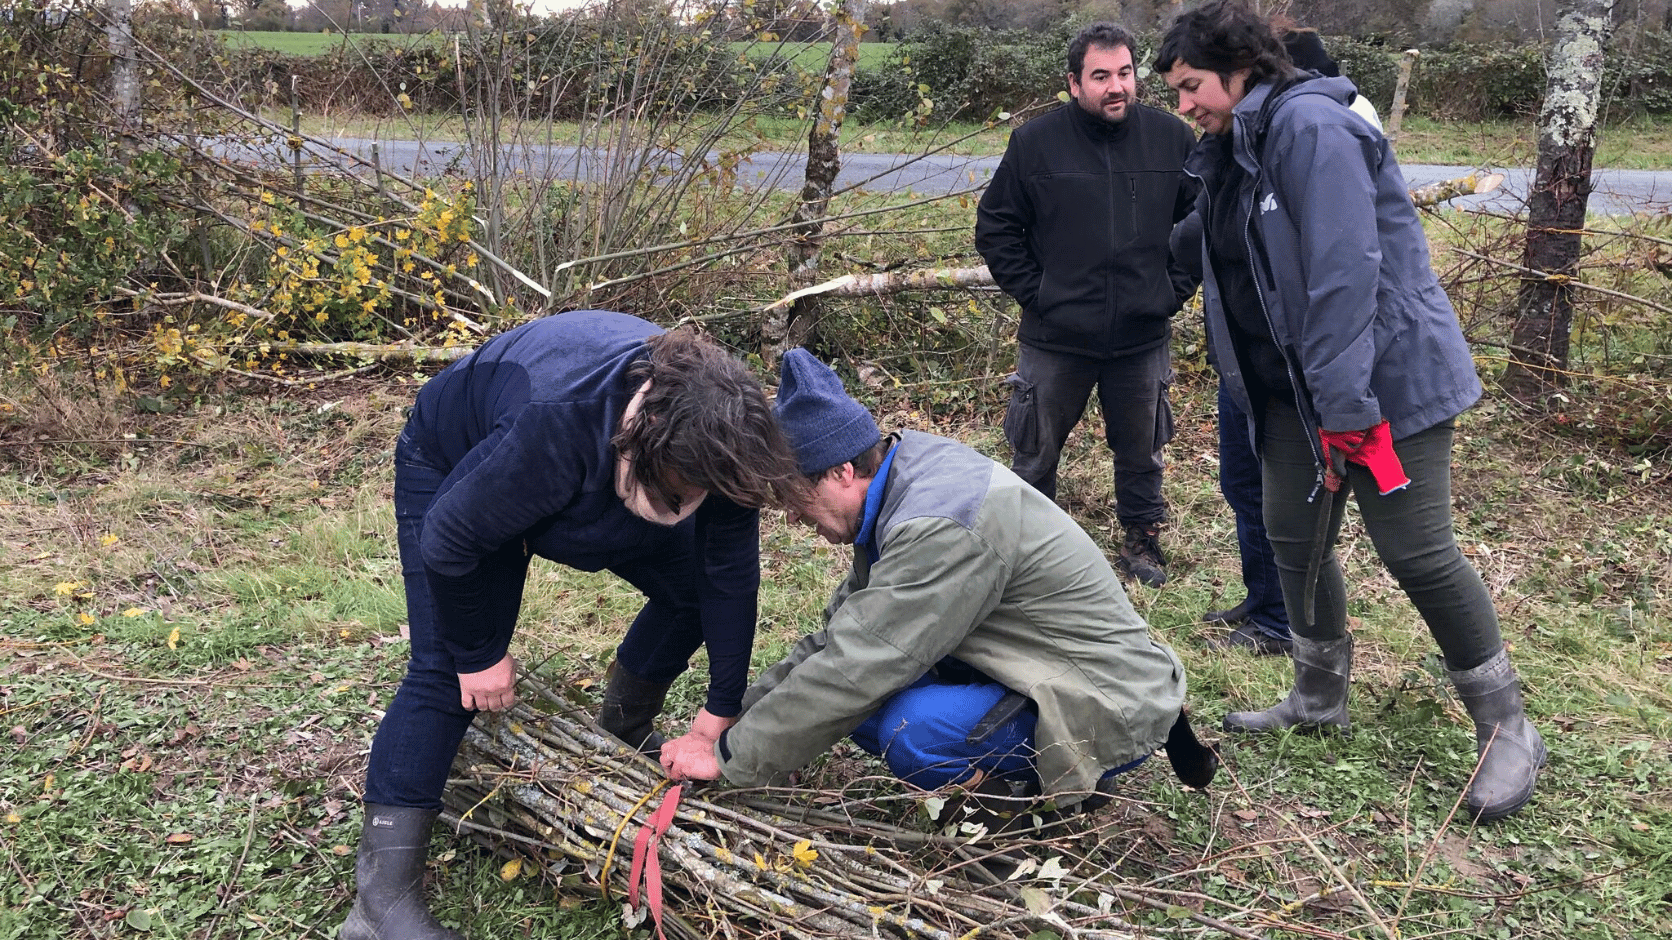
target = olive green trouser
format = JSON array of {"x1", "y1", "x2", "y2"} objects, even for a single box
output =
[{"x1": 1260, "y1": 403, "x2": 1501, "y2": 670}]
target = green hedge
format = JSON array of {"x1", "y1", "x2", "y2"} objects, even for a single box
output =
[
  {"x1": 854, "y1": 29, "x2": 1672, "y2": 128},
  {"x1": 209, "y1": 12, "x2": 787, "y2": 120},
  {"x1": 194, "y1": 23, "x2": 1672, "y2": 126}
]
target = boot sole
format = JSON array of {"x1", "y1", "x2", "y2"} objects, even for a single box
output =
[{"x1": 1222, "y1": 718, "x2": 1350, "y2": 736}]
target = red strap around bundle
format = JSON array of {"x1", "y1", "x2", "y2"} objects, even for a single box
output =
[{"x1": 626, "y1": 783, "x2": 682, "y2": 940}]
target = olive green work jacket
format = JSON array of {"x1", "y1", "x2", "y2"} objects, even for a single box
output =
[{"x1": 717, "y1": 431, "x2": 1186, "y2": 803}]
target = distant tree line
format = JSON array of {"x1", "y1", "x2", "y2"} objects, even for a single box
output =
[
  {"x1": 134, "y1": 0, "x2": 1672, "y2": 44},
  {"x1": 869, "y1": 0, "x2": 1672, "y2": 44}
]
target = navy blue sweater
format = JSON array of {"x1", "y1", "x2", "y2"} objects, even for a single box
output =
[{"x1": 406, "y1": 310, "x2": 760, "y2": 716}]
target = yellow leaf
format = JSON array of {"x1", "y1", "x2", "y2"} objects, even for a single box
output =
[
  {"x1": 790, "y1": 839, "x2": 817, "y2": 869},
  {"x1": 753, "y1": 852, "x2": 768, "y2": 870},
  {"x1": 167, "y1": 627, "x2": 180, "y2": 650},
  {"x1": 5, "y1": 812, "x2": 19, "y2": 824},
  {"x1": 165, "y1": 833, "x2": 193, "y2": 844},
  {"x1": 123, "y1": 608, "x2": 145, "y2": 618},
  {"x1": 500, "y1": 858, "x2": 523, "y2": 881},
  {"x1": 54, "y1": 581, "x2": 82, "y2": 596},
  {"x1": 77, "y1": 612, "x2": 95, "y2": 626},
  {"x1": 100, "y1": 534, "x2": 119, "y2": 546},
  {"x1": 43, "y1": 774, "x2": 54, "y2": 792}
]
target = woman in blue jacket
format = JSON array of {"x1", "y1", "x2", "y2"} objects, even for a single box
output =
[
  {"x1": 1156, "y1": 0, "x2": 1544, "y2": 822},
  {"x1": 342, "y1": 311, "x2": 800, "y2": 940}
]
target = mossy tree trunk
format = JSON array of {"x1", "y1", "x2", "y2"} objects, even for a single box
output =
[
  {"x1": 1503, "y1": 0, "x2": 1615, "y2": 400},
  {"x1": 763, "y1": 0, "x2": 867, "y2": 361}
]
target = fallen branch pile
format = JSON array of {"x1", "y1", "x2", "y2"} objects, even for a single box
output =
[{"x1": 442, "y1": 672, "x2": 1283, "y2": 940}]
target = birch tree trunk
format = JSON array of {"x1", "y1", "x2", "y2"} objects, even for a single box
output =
[
  {"x1": 762, "y1": 0, "x2": 867, "y2": 360},
  {"x1": 107, "y1": 0, "x2": 140, "y2": 137},
  {"x1": 1502, "y1": 0, "x2": 1615, "y2": 399}
]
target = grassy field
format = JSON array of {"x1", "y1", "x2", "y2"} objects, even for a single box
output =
[
  {"x1": 214, "y1": 29, "x2": 439, "y2": 55},
  {"x1": 731, "y1": 38, "x2": 897, "y2": 72},
  {"x1": 1, "y1": 323, "x2": 1668, "y2": 937}
]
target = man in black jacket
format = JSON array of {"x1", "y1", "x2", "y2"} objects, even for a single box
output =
[{"x1": 976, "y1": 22, "x2": 1199, "y2": 587}]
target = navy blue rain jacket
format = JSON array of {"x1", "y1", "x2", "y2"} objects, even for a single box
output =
[
  {"x1": 405, "y1": 310, "x2": 760, "y2": 715},
  {"x1": 1182, "y1": 76, "x2": 1481, "y2": 463}
]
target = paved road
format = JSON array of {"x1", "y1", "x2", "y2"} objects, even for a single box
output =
[{"x1": 228, "y1": 135, "x2": 1672, "y2": 215}]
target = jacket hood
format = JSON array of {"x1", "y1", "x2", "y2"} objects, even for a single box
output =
[{"x1": 1229, "y1": 75, "x2": 1361, "y2": 172}]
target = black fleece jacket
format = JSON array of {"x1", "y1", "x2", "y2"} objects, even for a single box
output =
[{"x1": 976, "y1": 101, "x2": 1199, "y2": 358}]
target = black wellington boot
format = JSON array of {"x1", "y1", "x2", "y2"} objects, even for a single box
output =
[
  {"x1": 1223, "y1": 634, "x2": 1352, "y2": 733},
  {"x1": 1449, "y1": 648, "x2": 1547, "y2": 822},
  {"x1": 595, "y1": 659, "x2": 673, "y2": 757},
  {"x1": 340, "y1": 804, "x2": 464, "y2": 940}
]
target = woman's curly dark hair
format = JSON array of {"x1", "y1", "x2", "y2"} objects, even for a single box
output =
[
  {"x1": 1154, "y1": 0, "x2": 1294, "y2": 88},
  {"x1": 613, "y1": 329, "x2": 803, "y2": 511}
]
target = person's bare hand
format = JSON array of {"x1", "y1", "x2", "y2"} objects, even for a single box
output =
[
  {"x1": 659, "y1": 735, "x2": 722, "y2": 781},
  {"x1": 685, "y1": 707, "x2": 736, "y2": 742},
  {"x1": 458, "y1": 654, "x2": 516, "y2": 712}
]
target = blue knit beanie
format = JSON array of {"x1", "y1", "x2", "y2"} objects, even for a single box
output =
[{"x1": 775, "y1": 349, "x2": 882, "y2": 475}]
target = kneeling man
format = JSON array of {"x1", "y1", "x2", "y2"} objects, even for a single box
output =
[{"x1": 661, "y1": 350, "x2": 1212, "y2": 808}]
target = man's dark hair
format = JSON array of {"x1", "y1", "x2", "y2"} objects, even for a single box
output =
[
  {"x1": 615, "y1": 329, "x2": 803, "y2": 511},
  {"x1": 1154, "y1": 0, "x2": 1293, "y2": 88},
  {"x1": 808, "y1": 437, "x2": 891, "y2": 483},
  {"x1": 1067, "y1": 21, "x2": 1136, "y2": 78}
]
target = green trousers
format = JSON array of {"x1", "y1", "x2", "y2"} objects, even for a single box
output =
[{"x1": 1260, "y1": 403, "x2": 1502, "y2": 670}]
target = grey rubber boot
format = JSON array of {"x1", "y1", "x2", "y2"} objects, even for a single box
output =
[
  {"x1": 340, "y1": 804, "x2": 464, "y2": 940},
  {"x1": 1223, "y1": 634, "x2": 1353, "y2": 733},
  {"x1": 595, "y1": 659, "x2": 672, "y2": 756},
  {"x1": 1448, "y1": 648, "x2": 1547, "y2": 822}
]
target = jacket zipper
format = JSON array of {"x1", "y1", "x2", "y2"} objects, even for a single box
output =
[
  {"x1": 1236, "y1": 116, "x2": 1329, "y2": 503},
  {"x1": 1107, "y1": 148, "x2": 1119, "y2": 345}
]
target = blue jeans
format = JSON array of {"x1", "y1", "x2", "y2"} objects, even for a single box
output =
[
  {"x1": 849, "y1": 667, "x2": 1147, "y2": 792},
  {"x1": 1003, "y1": 343, "x2": 1174, "y2": 527},
  {"x1": 1217, "y1": 383, "x2": 1290, "y2": 640},
  {"x1": 364, "y1": 426, "x2": 706, "y2": 809}
]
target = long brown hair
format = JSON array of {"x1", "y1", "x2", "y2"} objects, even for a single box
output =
[{"x1": 613, "y1": 329, "x2": 803, "y2": 510}]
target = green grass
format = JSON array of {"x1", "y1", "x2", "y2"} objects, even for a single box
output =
[
  {"x1": 1389, "y1": 113, "x2": 1672, "y2": 168},
  {"x1": 215, "y1": 29, "x2": 440, "y2": 55},
  {"x1": 2, "y1": 333, "x2": 1668, "y2": 938},
  {"x1": 730, "y1": 39, "x2": 897, "y2": 73}
]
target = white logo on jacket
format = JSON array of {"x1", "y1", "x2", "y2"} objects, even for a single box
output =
[{"x1": 1260, "y1": 192, "x2": 1278, "y2": 214}]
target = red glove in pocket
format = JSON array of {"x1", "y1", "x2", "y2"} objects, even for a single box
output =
[
  {"x1": 1352, "y1": 420, "x2": 1410, "y2": 495},
  {"x1": 1317, "y1": 428, "x2": 1364, "y2": 492},
  {"x1": 1320, "y1": 422, "x2": 1409, "y2": 496}
]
